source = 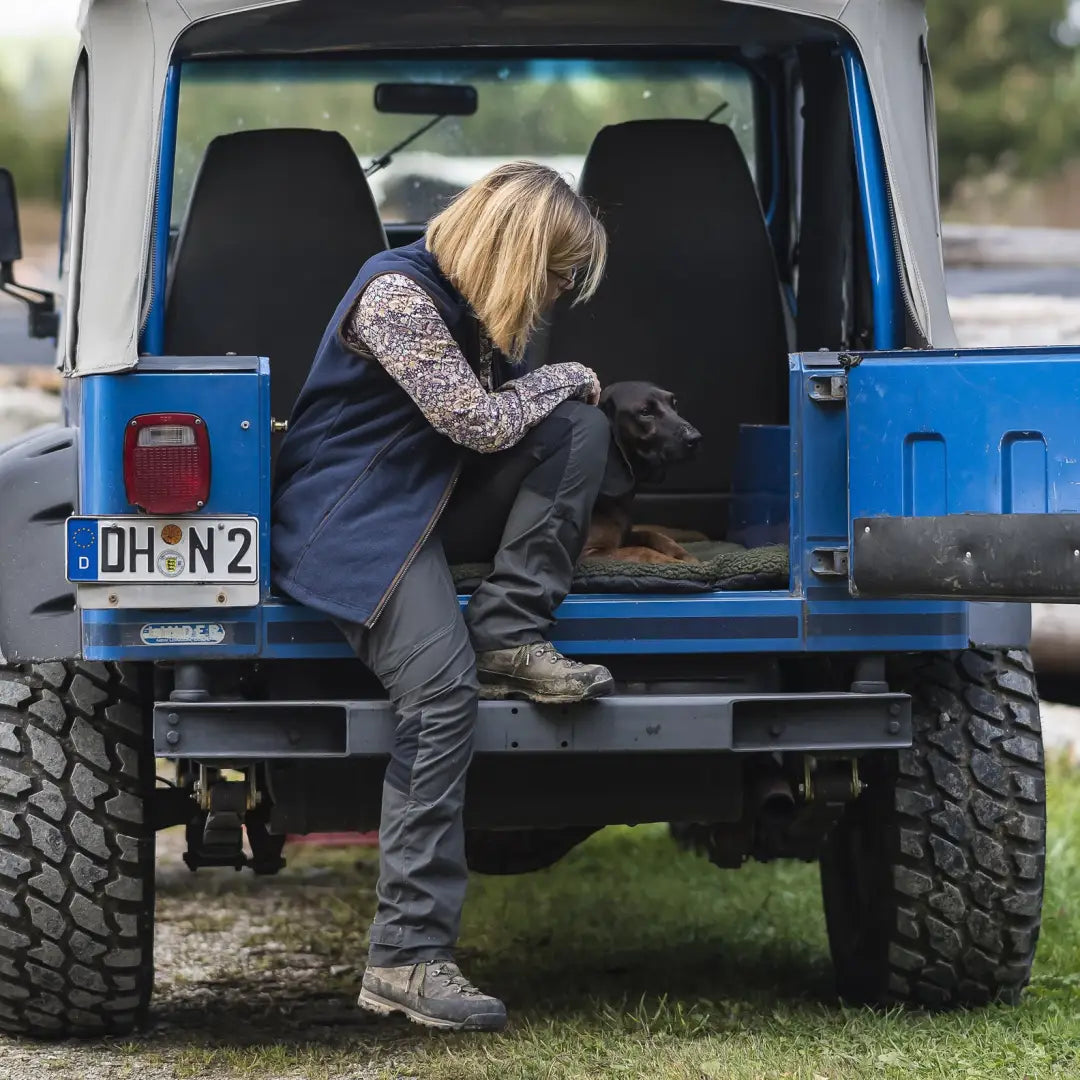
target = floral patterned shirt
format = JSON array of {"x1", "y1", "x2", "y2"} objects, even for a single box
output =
[{"x1": 344, "y1": 273, "x2": 593, "y2": 454}]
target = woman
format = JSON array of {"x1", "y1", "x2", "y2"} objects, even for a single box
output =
[{"x1": 271, "y1": 162, "x2": 610, "y2": 1031}]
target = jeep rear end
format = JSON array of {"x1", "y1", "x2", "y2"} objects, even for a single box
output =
[{"x1": 0, "y1": 0, "x2": 1060, "y2": 1036}]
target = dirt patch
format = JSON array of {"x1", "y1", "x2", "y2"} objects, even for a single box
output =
[{"x1": 1, "y1": 829, "x2": 394, "y2": 1080}]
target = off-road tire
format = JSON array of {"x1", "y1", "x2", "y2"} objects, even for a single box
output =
[
  {"x1": 0, "y1": 661, "x2": 154, "y2": 1037},
  {"x1": 820, "y1": 649, "x2": 1045, "y2": 1008}
]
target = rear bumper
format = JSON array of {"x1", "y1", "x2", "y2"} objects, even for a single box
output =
[
  {"x1": 155, "y1": 691, "x2": 912, "y2": 759},
  {"x1": 853, "y1": 513, "x2": 1080, "y2": 602},
  {"x1": 86, "y1": 590, "x2": 982, "y2": 661}
]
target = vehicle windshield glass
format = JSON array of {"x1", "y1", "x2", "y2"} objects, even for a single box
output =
[{"x1": 173, "y1": 57, "x2": 759, "y2": 226}]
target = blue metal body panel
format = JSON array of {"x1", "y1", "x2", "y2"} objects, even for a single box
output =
[
  {"x1": 77, "y1": 361, "x2": 272, "y2": 660},
  {"x1": 842, "y1": 49, "x2": 901, "y2": 350},
  {"x1": 84, "y1": 594, "x2": 972, "y2": 662},
  {"x1": 848, "y1": 347, "x2": 1080, "y2": 520},
  {"x1": 790, "y1": 352, "x2": 968, "y2": 650},
  {"x1": 77, "y1": 355, "x2": 973, "y2": 662},
  {"x1": 79, "y1": 365, "x2": 270, "y2": 520},
  {"x1": 141, "y1": 64, "x2": 181, "y2": 356}
]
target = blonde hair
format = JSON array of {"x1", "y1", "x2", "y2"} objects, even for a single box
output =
[{"x1": 426, "y1": 161, "x2": 607, "y2": 362}]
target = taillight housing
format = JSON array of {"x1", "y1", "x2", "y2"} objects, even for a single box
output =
[{"x1": 123, "y1": 412, "x2": 211, "y2": 513}]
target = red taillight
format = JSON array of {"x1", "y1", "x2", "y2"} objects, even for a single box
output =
[{"x1": 123, "y1": 412, "x2": 211, "y2": 513}]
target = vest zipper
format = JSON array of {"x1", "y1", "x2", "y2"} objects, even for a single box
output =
[{"x1": 365, "y1": 463, "x2": 462, "y2": 629}]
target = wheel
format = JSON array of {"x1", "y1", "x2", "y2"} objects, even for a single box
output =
[
  {"x1": 0, "y1": 661, "x2": 154, "y2": 1037},
  {"x1": 465, "y1": 827, "x2": 597, "y2": 875},
  {"x1": 820, "y1": 649, "x2": 1045, "y2": 1008}
]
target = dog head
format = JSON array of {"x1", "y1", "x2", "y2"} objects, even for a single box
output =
[{"x1": 599, "y1": 380, "x2": 702, "y2": 483}]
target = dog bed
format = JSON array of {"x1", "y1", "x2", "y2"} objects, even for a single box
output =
[{"x1": 451, "y1": 540, "x2": 789, "y2": 594}]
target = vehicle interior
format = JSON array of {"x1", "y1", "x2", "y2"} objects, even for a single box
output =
[{"x1": 160, "y1": 36, "x2": 874, "y2": 595}]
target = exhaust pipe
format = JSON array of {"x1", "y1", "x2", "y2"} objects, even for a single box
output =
[{"x1": 752, "y1": 773, "x2": 795, "y2": 817}]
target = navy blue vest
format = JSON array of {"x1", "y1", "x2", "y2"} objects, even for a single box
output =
[{"x1": 271, "y1": 239, "x2": 496, "y2": 625}]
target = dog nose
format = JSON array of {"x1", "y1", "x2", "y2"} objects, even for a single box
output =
[{"x1": 683, "y1": 427, "x2": 703, "y2": 450}]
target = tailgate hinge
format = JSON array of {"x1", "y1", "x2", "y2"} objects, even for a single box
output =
[
  {"x1": 807, "y1": 373, "x2": 846, "y2": 403},
  {"x1": 810, "y1": 547, "x2": 849, "y2": 577}
]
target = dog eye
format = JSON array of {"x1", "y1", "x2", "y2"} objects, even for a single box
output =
[{"x1": 639, "y1": 406, "x2": 652, "y2": 417}]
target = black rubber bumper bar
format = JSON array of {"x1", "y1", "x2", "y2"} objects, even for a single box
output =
[
  {"x1": 853, "y1": 512, "x2": 1080, "y2": 601},
  {"x1": 154, "y1": 692, "x2": 912, "y2": 759}
]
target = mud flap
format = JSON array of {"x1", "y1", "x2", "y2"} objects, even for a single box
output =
[{"x1": 852, "y1": 513, "x2": 1080, "y2": 601}]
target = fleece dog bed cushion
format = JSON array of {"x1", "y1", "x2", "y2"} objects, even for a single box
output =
[{"x1": 451, "y1": 541, "x2": 789, "y2": 595}]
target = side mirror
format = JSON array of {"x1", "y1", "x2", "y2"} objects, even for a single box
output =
[
  {"x1": 0, "y1": 169, "x2": 23, "y2": 264},
  {"x1": 0, "y1": 168, "x2": 59, "y2": 340}
]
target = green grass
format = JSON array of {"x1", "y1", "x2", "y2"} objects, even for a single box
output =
[{"x1": 136, "y1": 759, "x2": 1080, "y2": 1077}]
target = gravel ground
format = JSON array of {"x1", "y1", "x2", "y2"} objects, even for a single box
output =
[{"x1": 1, "y1": 828, "x2": 392, "y2": 1080}]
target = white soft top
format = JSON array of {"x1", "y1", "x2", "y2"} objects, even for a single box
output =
[{"x1": 73, "y1": 0, "x2": 951, "y2": 375}]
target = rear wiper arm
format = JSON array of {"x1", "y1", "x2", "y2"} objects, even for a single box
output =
[
  {"x1": 365, "y1": 115, "x2": 447, "y2": 177},
  {"x1": 702, "y1": 100, "x2": 730, "y2": 123}
]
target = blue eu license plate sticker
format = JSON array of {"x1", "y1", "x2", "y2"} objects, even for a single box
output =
[{"x1": 67, "y1": 517, "x2": 258, "y2": 584}]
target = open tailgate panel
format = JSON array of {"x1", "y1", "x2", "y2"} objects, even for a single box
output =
[{"x1": 847, "y1": 347, "x2": 1080, "y2": 601}]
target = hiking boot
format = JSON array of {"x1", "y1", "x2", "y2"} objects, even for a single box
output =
[
  {"x1": 475, "y1": 641, "x2": 614, "y2": 704},
  {"x1": 358, "y1": 961, "x2": 507, "y2": 1031}
]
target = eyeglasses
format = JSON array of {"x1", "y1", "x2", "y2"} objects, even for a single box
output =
[{"x1": 549, "y1": 266, "x2": 578, "y2": 292}]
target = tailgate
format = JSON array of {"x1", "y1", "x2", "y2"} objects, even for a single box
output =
[{"x1": 846, "y1": 346, "x2": 1080, "y2": 601}]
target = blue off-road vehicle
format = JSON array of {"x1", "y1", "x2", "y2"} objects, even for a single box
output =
[{"x1": 0, "y1": 0, "x2": 1067, "y2": 1036}]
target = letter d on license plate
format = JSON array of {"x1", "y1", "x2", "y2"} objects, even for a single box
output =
[{"x1": 67, "y1": 517, "x2": 258, "y2": 584}]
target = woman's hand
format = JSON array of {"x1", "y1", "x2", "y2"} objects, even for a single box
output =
[
  {"x1": 543, "y1": 362, "x2": 601, "y2": 405},
  {"x1": 582, "y1": 369, "x2": 602, "y2": 405},
  {"x1": 556, "y1": 363, "x2": 600, "y2": 405}
]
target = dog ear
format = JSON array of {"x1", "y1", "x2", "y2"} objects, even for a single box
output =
[{"x1": 597, "y1": 385, "x2": 618, "y2": 419}]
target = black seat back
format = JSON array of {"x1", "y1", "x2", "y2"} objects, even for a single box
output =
[
  {"x1": 164, "y1": 129, "x2": 387, "y2": 428},
  {"x1": 546, "y1": 120, "x2": 788, "y2": 534}
]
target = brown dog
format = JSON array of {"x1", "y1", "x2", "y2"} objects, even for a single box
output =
[{"x1": 583, "y1": 381, "x2": 703, "y2": 564}]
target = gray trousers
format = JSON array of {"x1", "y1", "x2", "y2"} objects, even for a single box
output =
[{"x1": 337, "y1": 401, "x2": 609, "y2": 966}]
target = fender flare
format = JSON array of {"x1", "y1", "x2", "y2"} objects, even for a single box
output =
[{"x1": 0, "y1": 425, "x2": 80, "y2": 663}]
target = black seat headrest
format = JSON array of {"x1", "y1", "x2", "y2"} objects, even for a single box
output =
[
  {"x1": 164, "y1": 128, "x2": 387, "y2": 427},
  {"x1": 547, "y1": 119, "x2": 788, "y2": 497}
]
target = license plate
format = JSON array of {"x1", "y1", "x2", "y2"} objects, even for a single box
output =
[{"x1": 67, "y1": 517, "x2": 258, "y2": 584}]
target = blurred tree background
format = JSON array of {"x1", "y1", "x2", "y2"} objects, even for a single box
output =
[
  {"x1": 2, "y1": 1, "x2": 1080, "y2": 224},
  {"x1": 0, "y1": 36, "x2": 71, "y2": 213},
  {"x1": 929, "y1": 0, "x2": 1080, "y2": 220}
]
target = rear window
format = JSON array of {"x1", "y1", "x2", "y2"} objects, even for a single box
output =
[{"x1": 172, "y1": 57, "x2": 759, "y2": 227}]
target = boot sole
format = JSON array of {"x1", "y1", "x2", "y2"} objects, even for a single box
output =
[
  {"x1": 358, "y1": 988, "x2": 507, "y2": 1032},
  {"x1": 476, "y1": 675, "x2": 615, "y2": 705}
]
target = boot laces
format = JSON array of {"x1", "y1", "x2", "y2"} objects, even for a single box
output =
[
  {"x1": 427, "y1": 962, "x2": 483, "y2": 997},
  {"x1": 529, "y1": 642, "x2": 584, "y2": 669}
]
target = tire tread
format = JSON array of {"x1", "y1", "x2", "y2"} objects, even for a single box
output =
[
  {"x1": 822, "y1": 649, "x2": 1045, "y2": 1008},
  {"x1": 0, "y1": 661, "x2": 153, "y2": 1037}
]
